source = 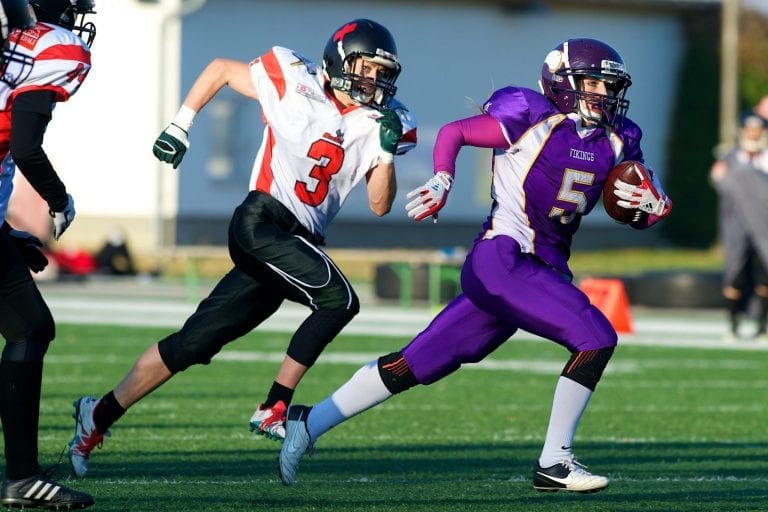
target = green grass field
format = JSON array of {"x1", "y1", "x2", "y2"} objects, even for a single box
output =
[{"x1": 34, "y1": 323, "x2": 768, "y2": 511}]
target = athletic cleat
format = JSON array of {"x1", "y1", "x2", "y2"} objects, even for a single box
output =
[
  {"x1": 1, "y1": 470, "x2": 95, "y2": 509},
  {"x1": 68, "y1": 396, "x2": 110, "y2": 478},
  {"x1": 278, "y1": 405, "x2": 314, "y2": 485},
  {"x1": 533, "y1": 458, "x2": 609, "y2": 493},
  {"x1": 249, "y1": 400, "x2": 287, "y2": 441}
]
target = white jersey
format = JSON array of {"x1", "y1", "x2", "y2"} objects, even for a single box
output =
[
  {"x1": 0, "y1": 22, "x2": 91, "y2": 221},
  {"x1": 248, "y1": 46, "x2": 416, "y2": 237}
]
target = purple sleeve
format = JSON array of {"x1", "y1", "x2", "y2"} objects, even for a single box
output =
[
  {"x1": 432, "y1": 114, "x2": 508, "y2": 177},
  {"x1": 622, "y1": 121, "x2": 666, "y2": 230},
  {"x1": 618, "y1": 117, "x2": 644, "y2": 162}
]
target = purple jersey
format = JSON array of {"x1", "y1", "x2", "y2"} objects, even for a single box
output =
[
  {"x1": 399, "y1": 86, "x2": 647, "y2": 384},
  {"x1": 481, "y1": 86, "x2": 644, "y2": 277}
]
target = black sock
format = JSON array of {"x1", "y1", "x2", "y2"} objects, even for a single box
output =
[
  {"x1": 758, "y1": 296, "x2": 768, "y2": 334},
  {"x1": 93, "y1": 390, "x2": 126, "y2": 434},
  {"x1": 264, "y1": 381, "x2": 294, "y2": 408},
  {"x1": 0, "y1": 360, "x2": 42, "y2": 480},
  {"x1": 725, "y1": 297, "x2": 740, "y2": 334}
]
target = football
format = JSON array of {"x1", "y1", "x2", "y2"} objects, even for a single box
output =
[{"x1": 602, "y1": 160, "x2": 648, "y2": 224}]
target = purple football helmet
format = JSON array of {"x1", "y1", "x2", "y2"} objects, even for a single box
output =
[{"x1": 539, "y1": 38, "x2": 632, "y2": 129}]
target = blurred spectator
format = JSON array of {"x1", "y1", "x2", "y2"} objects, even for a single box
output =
[
  {"x1": 94, "y1": 227, "x2": 136, "y2": 276},
  {"x1": 753, "y1": 95, "x2": 768, "y2": 123},
  {"x1": 710, "y1": 113, "x2": 768, "y2": 342}
]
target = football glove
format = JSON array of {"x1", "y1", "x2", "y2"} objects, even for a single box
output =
[
  {"x1": 405, "y1": 171, "x2": 454, "y2": 222},
  {"x1": 377, "y1": 108, "x2": 403, "y2": 159},
  {"x1": 152, "y1": 123, "x2": 190, "y2": 169},
  {"x1": 50, "y1": 193, "x2": 76, "y2": 241},
  {"x1": 613, "y1": 170, "x2": 672, "y2": 218},
  {"x1": 8, "y1": 229, "x2": 48, "y2": 273}
]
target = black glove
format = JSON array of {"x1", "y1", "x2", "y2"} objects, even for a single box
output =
[{"x1": 9, "y1": 229, "x2": 48, "y2": 273}]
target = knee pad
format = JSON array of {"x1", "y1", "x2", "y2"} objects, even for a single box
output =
[
  {"x1": 561, "y1": 346, "x2": 615, "y2": 391},
  {"x1": 377, "y1": 351, "x2": 417, "y2": 394},
  {"x1": 2, "y1": 339, "x2": 50, "y2": 362},
  {"x1": 286, "y1": 308, "x2": 357, "y2": 366},
  {"x1": 315, "y1": 286, "x2": 360, "y2": 312}
]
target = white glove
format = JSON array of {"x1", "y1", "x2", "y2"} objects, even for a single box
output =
[
  {"x1": 405, "y1": 172, "x2": 453, "y2": 222},
  {"x1": 50, "y1": 193, "x2": 76, "y2": 240},
  {"x1": 613, "y1": 170, "x2": 671, "y2": 217}
]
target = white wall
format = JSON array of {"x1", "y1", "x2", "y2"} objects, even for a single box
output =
[{"x1": 41, "y1": 0, "x2": 183, "y2": 251}]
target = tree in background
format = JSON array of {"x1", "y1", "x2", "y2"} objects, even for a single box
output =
[
  {"x1": 662, "y1": 7, "x2": 768, "y2": 248},
  {"x1": 739, "y1": 9, "x2": 768, "y2": 108},
  {"x1": 662, "y1": 9, "x2": 720, "y2": 248}
]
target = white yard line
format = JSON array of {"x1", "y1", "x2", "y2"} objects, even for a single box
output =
[{"x1": 44, "y1": 296, "x2": 768, "y2": 350}]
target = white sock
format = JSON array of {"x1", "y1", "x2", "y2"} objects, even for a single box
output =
[
  {"x1": 307, "y1": 360, "x2": 392, "y2": 440},
  {"x1": 538, "y1": 376, "x2": 592, "y2": 468}
]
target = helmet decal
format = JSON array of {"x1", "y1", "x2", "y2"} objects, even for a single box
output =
[
  {"x1": 543, "y1": 49, "x2": 564, "y2": 78},
  {"x1": 333, "y1": 22, "x2": 357, "y2": 42}
]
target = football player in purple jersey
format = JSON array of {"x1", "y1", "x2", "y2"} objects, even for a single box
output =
[{"x1": 279, "y1": 38, "x2": 672, "y2": 493}]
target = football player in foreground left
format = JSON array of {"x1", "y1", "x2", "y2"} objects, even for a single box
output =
[
  {"x1": 0, "y1": 0, "x2": 96, "y2": 509},
  {"x1": 279, "y1": 38, "x2": 672, "y2": 493},
  {"x1": 67, "y1": 18, "x2": 416, "y2": 478}
]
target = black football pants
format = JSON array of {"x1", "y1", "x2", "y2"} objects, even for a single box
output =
[
  {"x1": 0, "y1": 231, "x2": 54, "y2": 479},
  {"x1": 158, "y1": 191, "x2": 359, "y2": 373}
]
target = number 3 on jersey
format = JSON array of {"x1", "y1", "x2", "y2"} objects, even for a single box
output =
[{"x1": 294, "y1": 139, "x2": 345, "y2": 206}]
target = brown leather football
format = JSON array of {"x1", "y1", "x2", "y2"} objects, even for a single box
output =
[{"x1": 602, "y1": 160, "x2": 648, "y2": 224}]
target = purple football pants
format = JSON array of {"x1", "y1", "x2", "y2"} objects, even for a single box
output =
[{"x1": 402, "y1": 236, "x2": 617, "y2": 385}]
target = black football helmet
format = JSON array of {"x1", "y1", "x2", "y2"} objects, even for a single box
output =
[
  {"x1": 539, "y1": 38, "x2": 632, "y2": 129},
  {"x1": 30, "y1": 0, "x2": 97, "y2": 47},
  {"x1": 0, "y1": 0, "x2": 36, "y2": 87},
  {"x1": 322, "y1": 19, "x2": 400, "y2": 109}
]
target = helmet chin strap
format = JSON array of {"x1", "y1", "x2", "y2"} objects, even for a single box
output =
[{"x1": 576, "y1": 102, "x2": 602, "y2": 127}]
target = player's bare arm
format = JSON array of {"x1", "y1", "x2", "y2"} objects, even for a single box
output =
[
  {"x1": 365, "y1": 162, "x2": 396, "y2": 216},
  {"x1": 182, "y1": 58, "x2": 258, "y2": 112},
  {"x1": 153, "y1": 58, "x2": 258, "y2": 169}
]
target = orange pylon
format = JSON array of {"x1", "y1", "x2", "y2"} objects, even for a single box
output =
[{"x1": 579, "y1": 278, "x2": 634, "y2": 334}]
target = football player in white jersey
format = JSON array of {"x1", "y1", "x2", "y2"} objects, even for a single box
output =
[
  {"x1": 0, "y1": 1, "x2": 96, "y2": 509},
  {"x1": 68, "y1": 19, "x2": 417, "y2": 477},
  {"x1": 0, "y1": 0, "x2": 94, "y2": 239}
]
